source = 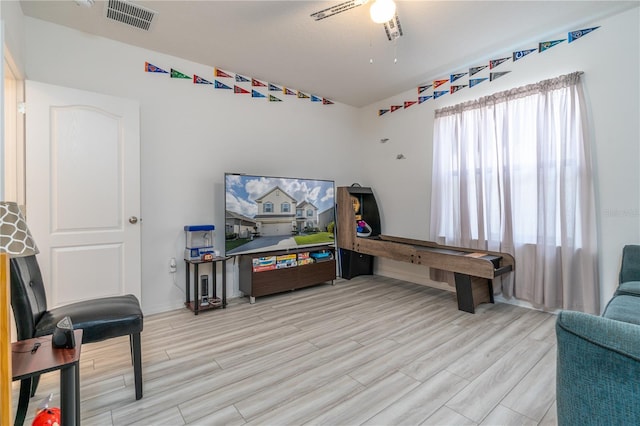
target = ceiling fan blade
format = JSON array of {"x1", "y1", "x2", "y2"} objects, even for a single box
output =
[
  {"x1": 383, "y1": 14, "x2": 403, "y2": 41},
  {"x1": 310, "y1": 0, "x2": 368, "y2": 21}
]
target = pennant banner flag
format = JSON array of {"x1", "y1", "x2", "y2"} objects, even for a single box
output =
[
  {"x1": 145, "y1": 62, "x2": 167, "y2": 73},
  {"x1": 171, "y1": 68, "x2": 190, "y2": 79},
  {"x1": 469, "y1": 78, "x2": 488, "y2": 88},
  {"x1": 269, "y1": 94, "x2": 282, "y2": 102},
  {"x1": 433, "y1": 79, "x2": 449, "y2": 89},
  {"x1": 513, "y1": 48, "x2": 536, "y2": 62},
  {"x1": 215, "y1": 80, "x2": 232, "y2": 90},
  {"x1": 268, "y1": 83, "x2": 282, "y2": 92},
  {"x1": 322, "y1": 98, "x2": 334, "y2": 105},
  {"x1": 251, "y1": 90, "x2": 266, "y2": 98},
  {"x1": 539, "y1": 39, "x2": 565, "y2": 52},
  {"x1": 418, "y1": 95, "x2": 433, "y2": 104},
  {"x1": 194, "y1": 75, "x2": 213, "y2": 85},
  {"x1": 489, "y1": 57, "x2": 510, "y2": 69},
  {"x1": 214, "y1": 68, "x2": 233, "y2": 78},
  {"x1": 379, "y1": 109, "x2": 390, "y2": 116},
  {"x1": 252, "y1": 78, "x2": 267, "y2": 87},
  {"x1": 418, "y1": 84, "x2": 432, "y2": 94},
  {"x1": 569, "y1": 26, "x2": 600, "y2": 43},
  {"x1": 297, "y1": 91, "x2": 310, "y2": 99},
  {"x1": 283, "y1": 87, "x2": 296, "y2": 96},
  {"x1": 311, "y1": 95, "x2": 322, "y2": 102},
  {"x1": 450, "y1": 73, "x2": 467, "y2": 83},
  {"x1": 404, "y1": 101, "x2": 417, "y2": 109},
  {"x1": 450, "y1": 85, "x2": 467, "y2": 94},
  {"x1": 390, "y1": 105, "x2": 403, "y2": 112},
  {"x1": 235, "y1": 74, "x2": 250, "y2": 83},
  {"x1": 434, "y1": 90, "x2": 448, "y2": 99},
  {"x1": 490, "y1": 71, "x2": 511, "y2": 81},
  {"x1": 469, "y1": 65, "x2": 488, "y2": 76},
  {"x1": 234, "y1": 85, "x2": 250, "y2": 94}
]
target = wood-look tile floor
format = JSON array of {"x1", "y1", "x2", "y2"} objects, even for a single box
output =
[{"x1": 12, "y1": 275, "x2": 558, "y2": 425}]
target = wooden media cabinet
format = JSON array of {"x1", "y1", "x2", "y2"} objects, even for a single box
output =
[{"x1": 239, "y1": 246, "x2": 336, "y2": 303}]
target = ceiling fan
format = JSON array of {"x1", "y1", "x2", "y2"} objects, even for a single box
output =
[{"x1": 310, "y1": 0, "x2": 404, "y2": 41}]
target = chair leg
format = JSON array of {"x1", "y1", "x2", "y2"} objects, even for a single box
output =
[
  {"x1": 131, "y1": 332, "x2": 143, "y2": 400},
  {"x1": 30, "y1": 374, "x2": 41, "y2": 397},
  {"x1": 14, "y1": 378, "x2": 31, "y2": 426}
]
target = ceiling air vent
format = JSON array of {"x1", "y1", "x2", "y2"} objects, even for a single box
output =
[{"x1": 106, "y1": 0, "x2": 157, "y2": 31}]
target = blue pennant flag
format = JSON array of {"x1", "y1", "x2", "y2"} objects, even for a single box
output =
[
  {"x1": 418, "y1": 95, "x2": 433, "y2": 104},
  {"x1": 513, "y1": 48, "x2": 536, "y2": 61},
  {"x1": 236, "y1": 74, "x2": 250, "y2": 82},
  {"x1": 251, "y1": 90, "x2": 266, "y2": 98},
  {"x1": 450, "y1": 73, "x2": 467, "y2": 83},
  {"x1": 194, "y1": 75, "x2": 213, "y2": 85},
  {"x1": 469, "y1": 78, "x2": 488, "y2": 88},
  {"x1": 269, "y1": 83, "x2": 282, "y2": 91},
  {"x1": 433, "y1": 90, "x2": 448, "y2": 99},
  {"x1": 311, "y1": 95, "x2": 322, "y2": 102},
  {"x1": 214, "y1": 80, "x2": 232, "y2": 89},
  {"x1": 569, "y1": 26, "x2": 600, "y2": 43}
]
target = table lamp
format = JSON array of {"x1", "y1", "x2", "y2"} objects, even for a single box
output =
[
  {"x1": 0, "y1": 201, "x2": 39, "y2": 257},
  {"x1": 0, "y1": 201, "x2": 39, "y2": 425}
]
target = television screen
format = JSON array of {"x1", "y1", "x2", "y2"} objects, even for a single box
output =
[{"x1": 224, "y1": 173, "x2": 336, "y2": 256}]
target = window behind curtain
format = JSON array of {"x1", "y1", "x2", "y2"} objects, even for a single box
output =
[{"x1": 430, "y1": 72, "x2": 599, "y2": 314}]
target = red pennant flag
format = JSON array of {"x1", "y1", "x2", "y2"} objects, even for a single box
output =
[
  {"x1": 214, "y1": 68, "x2": 233, "y2": 78},
  {"x1": 404, "y1": 101, "x2": 417, "y2": 109},
  {"x1": 390, "y1": 105, "x2": 403, "y2": 112},
  {"x1": 252, "y1": 78, "x2": 267, "y2": 87},
  {"x1": 322, "y1": 98, "x2": 334, "y2": 105},
  {"x1": 234, "y1": 85, "x2": 250, "y2": 94}
]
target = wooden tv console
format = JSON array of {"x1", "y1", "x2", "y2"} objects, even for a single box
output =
[
  {"x1": 336, "y1": 186, "x2": 515, "y2": 313},
  {"x1": 239, "y1": 246, "x2": 336, "y2": 303}
]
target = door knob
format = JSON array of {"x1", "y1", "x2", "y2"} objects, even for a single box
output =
[{"x1": 129, "y1": 216, "x2": 139, "y2": 224}]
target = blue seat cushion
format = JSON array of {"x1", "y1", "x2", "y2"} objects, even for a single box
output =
[
  {"x1": 603, "y1": 295, "x2": 640, "y2": 326},
  {"x1": 615, "y1": 281, "x2": 640, "y2": 297}
]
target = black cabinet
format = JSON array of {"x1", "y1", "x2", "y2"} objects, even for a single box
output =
[{"x1": 339, "y1": 249, "x2": 374, "y2": 279}]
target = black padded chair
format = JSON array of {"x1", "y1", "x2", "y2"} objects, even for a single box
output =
[{"x1": 10, "y1": 255, "x2": 143, "y2": 426}]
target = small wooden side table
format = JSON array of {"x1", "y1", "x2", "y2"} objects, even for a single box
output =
[
  {"x1": 184, "y1": 256, "x2": 229, "y2": 315},
  {"x1": 12, "y1": 329, "x2": 83, "y2": 426}
]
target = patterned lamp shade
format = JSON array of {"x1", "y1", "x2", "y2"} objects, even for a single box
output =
[{"x1": 0, "y1": 202, "x2": 39, "y2": 257}]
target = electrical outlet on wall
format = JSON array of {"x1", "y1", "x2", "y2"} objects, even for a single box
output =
[{"x1": 169, "y1": 257, "x2": 177, "y2": 273}]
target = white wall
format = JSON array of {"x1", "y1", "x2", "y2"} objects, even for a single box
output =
[
  {"x1": 359, "y1": 7, "x2": 640, "y2": 311},
  {"x1": 23, "y1": 18, "x2": 362, "y2": 314}
]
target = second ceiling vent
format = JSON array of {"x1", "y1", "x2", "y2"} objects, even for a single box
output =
[{"x1": 106, "y1": 0, "x2": 157, "y2": 31}]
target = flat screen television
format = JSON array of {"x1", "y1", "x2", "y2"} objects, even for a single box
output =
[{"x1": 224, "y1": 173, "x2": 336, "y2": 256}]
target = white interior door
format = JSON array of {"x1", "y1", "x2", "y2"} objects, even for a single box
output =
[{"x1": 25, "y1": 80, "x2": 141, "y2": 307}]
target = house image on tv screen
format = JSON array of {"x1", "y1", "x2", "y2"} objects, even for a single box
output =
[{"x1": 224, "y1": 174, "x2": 335, "y2": 256}]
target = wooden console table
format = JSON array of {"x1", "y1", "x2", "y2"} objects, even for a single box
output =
[{"x1": 12, "y1": 329, "x2": 83, "y2": 426}]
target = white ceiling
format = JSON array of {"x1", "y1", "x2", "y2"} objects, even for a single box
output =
[{"x1": 19, "y1": 0, "x2": 639, "y2": 107}]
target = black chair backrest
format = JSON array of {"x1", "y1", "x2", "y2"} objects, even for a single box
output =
[
  {"x1": 620, "y1": 245, "x2": 640, "y2": 284},
  {"x1": 9, "y1": 255, "x2": 49, "y2": 341}
]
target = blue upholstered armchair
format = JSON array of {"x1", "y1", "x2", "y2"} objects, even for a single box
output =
[
  {"x1": 556, "y1": 244, "x2": 640, "y2": 425},
  {"x1": 556, "y1": 311, "x2": 640, "y2": 425}
]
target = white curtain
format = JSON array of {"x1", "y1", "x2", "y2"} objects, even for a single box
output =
[{"x1": 430, "y1": 72, "x2": 599, "y2": 314}]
